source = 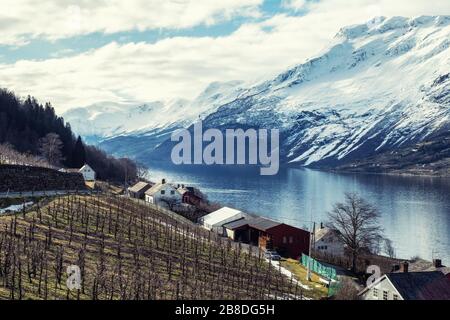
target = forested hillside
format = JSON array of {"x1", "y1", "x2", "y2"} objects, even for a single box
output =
[
  {"x1": 335, "y1": 132, "x2": 450, "y2": 176},
  {"x1": 0, "y1": 89, "x2": 137, "y2": 182}
]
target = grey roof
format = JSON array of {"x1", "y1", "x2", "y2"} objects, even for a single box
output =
[
  {"x1": 314, "y1": 227, "x2": 341, "y2": 242},
  {"x1": 387, "y1": 272, "x2": 450, "y2": 300},
  {"x1": 407, "y1": 258, "x2": 450, "y2": 275},
  {"x1": 145, "y1": 182, "x2": 178, "y2": 196},
  {"x1": 177, "y1": 186, "x2": 203, "y2": 197},
  {"x1": 248, "y1": 217, "x2": 282, "y2": 232},
  {"x1": 128, "y1": 181, "x2": 151, "y2": 193},
  {"x1": 223, "y1": 218, "x2": 249, "y2": 230}
]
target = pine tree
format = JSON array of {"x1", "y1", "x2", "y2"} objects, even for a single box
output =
[{"x1": 72, "y1": 136, "x2": 86, "y2": 168}]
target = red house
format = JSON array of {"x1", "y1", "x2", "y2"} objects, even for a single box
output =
[
  {"x1": 224, "y1": 216, "x2": 310, "y2": 259},
  {"x1": 177, "y1": 186, "x2": 204, "y2": 206}
]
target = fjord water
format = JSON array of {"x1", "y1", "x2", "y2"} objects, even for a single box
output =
[{"x1": 147, "y1": 164, "x2": 450, "y2": 264}]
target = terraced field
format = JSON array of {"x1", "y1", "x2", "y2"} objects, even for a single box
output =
[{"x1": 0, "y1": 195, "x2": 305, "y2": 300}]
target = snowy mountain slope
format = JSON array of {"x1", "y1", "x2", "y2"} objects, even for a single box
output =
[
  {"x1": 63, "y1": 80, "x2": 245, "y2": 143},
  {"x1": 70, "y1": 16, "x2": 450, "y2": 167}
]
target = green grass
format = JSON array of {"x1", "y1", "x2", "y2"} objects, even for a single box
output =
[{"x1": 280, "y1": 259, "x2": 329, "y2": 300}]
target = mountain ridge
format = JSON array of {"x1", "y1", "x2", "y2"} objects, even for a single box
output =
[{"x1": 64, "y1": 16, "x2": 450, "y2": 171}]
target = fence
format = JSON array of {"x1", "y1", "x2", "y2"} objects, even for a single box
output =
[
  {"x1": 301, "y1": 254, "x2": 338, "y2": 281},
  {"x1": 131, "y1": 197, "x2": 195, "y2": 226},
  {"x1": 0, "y1": 189, "x2": 98, "y2": 199}
]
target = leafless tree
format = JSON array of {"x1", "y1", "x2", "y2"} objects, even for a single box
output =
[
  {"x1": 0, "y1": 194, "x2": 300, "y2": 300},
  {"x1": 136, "y1": 162, "x2": 149, "y2": 180},
  {"x1": 0, "y1": 143, "x2": 51, "y2": 168},
  {"x1": 384, "y1": 238, "x2": 396, "y2": 258},
  {"x1": 158, "y1": 198, "x2": 180, "y2": 211},
  {"x1": 327, "y1": 193, "x2": 386, "y2": 272},
  {"x1": 39, "y1": 133, "x2": 64, "y2": 166},
  {"x1": 333, "y1": 278, "x2": 361, "y2": 300}
]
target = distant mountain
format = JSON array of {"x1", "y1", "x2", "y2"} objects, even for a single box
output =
[
  {"x1": 63, "y1": 81, "x2": 245, "y2": 144},
  {"x1": 65, "y1": 16, "x2": 450, "y2": 171}
]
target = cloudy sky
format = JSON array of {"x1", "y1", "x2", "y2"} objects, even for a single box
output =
[{"x1": 1, "y1": 0, "x2": 449, "y2": 112}]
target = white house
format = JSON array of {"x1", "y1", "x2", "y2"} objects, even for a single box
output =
[
  {"x1": 314, "y1": 226, "x2": 345, "y2": 257},
  {"x1": 79, "y1": 164, "x2": 95, "y2": 181},
  {"x1": 359, "y1": 265, "x2": 450, "y2": 300},
  {"x1": 199, "y1": 207, "x2": 248, "y2": 234},
  {"x1": 144, "y1": 179, "x2": 182, "y2": 208},
  {"x1": 61, "y1": 164, "x2": 96, "y2": 182}
]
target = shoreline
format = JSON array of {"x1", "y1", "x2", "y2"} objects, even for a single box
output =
[{"x1": 284, "y1": 164, "x2": 450, "y2": 179}]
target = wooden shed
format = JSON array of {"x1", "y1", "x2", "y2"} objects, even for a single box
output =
[{"x1": 224, "y1": 216, "x2": 310, "y2": 259}]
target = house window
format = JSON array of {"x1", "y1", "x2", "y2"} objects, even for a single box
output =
[
  {"x1": 161, "y1": 190, "x2": 165, "y2": 195},
  {"x1": 289, "y1": 236, "x2": 294, "y2": 244},
  {"x1": 373, "y1": 288, "x2": 378, "y2": 298},
  {"x1": 171, "y1": 190, "x2": 175, "y2": 195},
  {"x1": 393, "y1": 294, "x2": 399, "y2": 300},
  {"x1": 283, "y1": 236, "x2": 287, "y2": 244},
  {"x1": 383, "y1": 291, "x2": 388, "y2": 300}
]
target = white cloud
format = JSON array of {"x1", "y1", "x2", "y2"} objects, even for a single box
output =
[
  {"x1": 1, "y1": 0, "x2": 449, "y2": 112},
  {"x1": 0, "y1": 0, "x2": 263, "y2": 45},
  {"x1": 281, "y1": 0, "x2": 307, "y2": 10}
]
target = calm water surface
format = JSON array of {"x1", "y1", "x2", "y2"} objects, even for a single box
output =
[{"x1": 146, "y1": 164, "x2": 450, "y2": 264}]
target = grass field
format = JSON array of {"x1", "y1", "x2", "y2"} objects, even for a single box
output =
[{"x1": 280, "y1": 259, "x2": 329, "y2": 300}]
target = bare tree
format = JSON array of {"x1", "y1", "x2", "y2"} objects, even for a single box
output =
[
  {"x1": 384, "y1": 238, "x2": 396, "y2": 258},
  {"x1": 327, "y1": 193, "x2": 386, "y2": 272},
  {"x1": 136, "y1": 162, "x2": 149, "y2": 180},
  {"x1": 0, "y1": 143, "x2": 51, "y2": 167},
  {"x1": 333, "y1": 278, "x2": 361, "y2": 300},
  {"x1": 39, "y1": 133, "x2": 64, "y2": 166},
  {"x1": 158, "y1": 198, "x2": 180, "y2": 211}
]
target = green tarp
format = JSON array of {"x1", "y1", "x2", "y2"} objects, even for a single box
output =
[{"x1": 301, "y1": 254, "x2": 338, "y2": 281}]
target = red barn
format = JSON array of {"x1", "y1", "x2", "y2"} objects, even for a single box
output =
[{"x1": 224, "y1": 216, "x2": 310, "y2": 259}]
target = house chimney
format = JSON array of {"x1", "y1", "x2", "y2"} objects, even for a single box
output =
[
  {"x1": 433, "y1": 259, "x2": 442, "y2": 268},
  {"x1": 162, "y1": 179, "x2": 166, "y2": 184},
  {"x1": 400, "y1": 261, "x2": 409, "y2": 273},
  {"x1": 320, "y1": 222, "x2": 324, "y2": 229}
]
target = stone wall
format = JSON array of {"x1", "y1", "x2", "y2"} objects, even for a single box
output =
[{"x1": 0, "y1": 165, "x2": 86, "y2": 193}]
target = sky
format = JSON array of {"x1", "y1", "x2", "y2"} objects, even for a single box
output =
[{"x1": 1, "y1": 0, "x2": 450, "y2": 112}]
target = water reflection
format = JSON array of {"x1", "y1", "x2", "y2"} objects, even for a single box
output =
[{"x1": 145, "y1": 164, "x2": 450, "y2": 264}]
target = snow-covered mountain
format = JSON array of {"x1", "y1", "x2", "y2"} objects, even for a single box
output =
[
  {"x1": 65, "y1": 16, "x2": 450, "y2": 167},
  {"x1": 63, "y1": 80, "x2": 245, "y2": 143}
]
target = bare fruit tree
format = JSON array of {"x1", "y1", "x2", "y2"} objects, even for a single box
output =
[
  {"x1": 39, "y1": 133, "x2": 64, "y2": 166},
  {"x1": 327, "y1": 193, "x2": 386, "y2": 272}
]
